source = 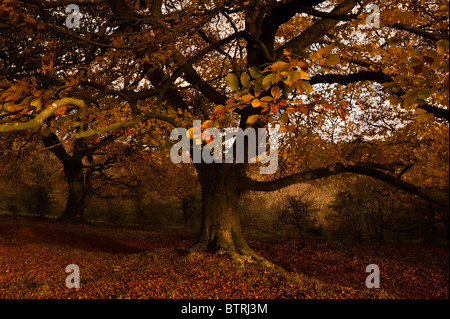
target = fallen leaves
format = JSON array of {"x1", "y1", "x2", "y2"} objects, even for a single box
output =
[
  {"x1": 0, "y1": 216, "x2": 447, "y2": 299},
  {"x1": 252, "y1": 240, "x2": 449, "y2": 299}
]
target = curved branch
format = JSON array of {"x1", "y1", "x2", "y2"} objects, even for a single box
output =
[
  {"x1": 240, "y1": 163, "x2": 449, "y2": 207},
  {"x1": 293, "y1": 5, "x2": 360, "y2": 21},
  {"x1": 309, "y1": 70, "x2": 450, "y2": 121},
  {"x1": 391, "y1": 23, "x2": 449, "y2": 42},
  {"x1": 309, "y1": 70, "x2": 392, "y2": 86},
  {"x1": 74, "y1": 110, "x2": 180, "y2": 139},
  {"x1": 0, "y1": 97, "x2": 86, "y2": 133},
  {"x1": 172, "y1": 49, "x2": 228, "y2": 105}
]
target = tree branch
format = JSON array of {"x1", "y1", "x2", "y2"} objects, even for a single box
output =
[
  {"x1": 309, "y1": 70, "x2": 391, "y2": 85},
  {"x1": 240, "y1": 163, "x2": 449, "y2": 207},
  {"x1": 293, "y1": 5, "x2": 360, "y2": 21},
  {"x1": 172, "y1": 49, "x2": 228, "y2": 105},
  {"x1": 42, "y1": 132, "x2": 72, "y2": 165},
  {"x1": 0, "y1": 98, "x2": 86, "y2": 133},
  {"x1": 275, "y1": 0, "x2": 358, "y2": 58},
  {"x1": 309, "y1": 70, "x2": 450, "y2": 121},
  {"x1": 74, "y1": 110, "x2": 180, "y2": 139},
  {"x1": 391, "y1": 22, "x2": 449, "y2": 42}
]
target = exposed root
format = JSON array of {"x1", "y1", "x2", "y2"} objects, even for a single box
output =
[
  {"x1": 227, "y1": 248, "x2": 285, "y2": 272},
  {"x1": 187, "y1": 239, "x2": 285, "y2": 272}
]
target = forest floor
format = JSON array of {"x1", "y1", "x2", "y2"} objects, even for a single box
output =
[{"x1": 0, "y1": 215, "x2": 448, "y2": 299}]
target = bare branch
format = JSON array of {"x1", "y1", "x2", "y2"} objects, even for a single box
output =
[
  {"x1": 240, "y1": 163, "x2": 449, "y2": 207},
  {"x1": 391, "y1": 22, "x2": 449, "y2": 42}
]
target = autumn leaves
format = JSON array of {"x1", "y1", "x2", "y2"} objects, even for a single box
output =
[
  {"x1": 211, "y1": 47, "x2": 350, "y2": 138},
  {"x1": 170, "y1": 119, "x2": 279, "y2": 174},
  {"x1": 172, "y1": 47, "x2": 353, "y2": 173}
]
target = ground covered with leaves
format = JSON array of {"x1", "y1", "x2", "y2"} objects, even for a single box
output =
[{"x1": 0, "y1": 215, "x2": 448, "y2": 299}]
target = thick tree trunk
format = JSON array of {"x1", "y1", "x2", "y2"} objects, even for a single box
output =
[
  {"x1": 58, "y1": 160, "x2": 93, "y2": 222},
  {"x1": 190, "y1": 163, "x2": 275, "y2": 267},
  {"x1": 42, "y1": 133, "x2": 95, "y2": 222}
]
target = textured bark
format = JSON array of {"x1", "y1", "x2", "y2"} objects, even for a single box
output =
[
  {"x1": 59, "y1": 161, "x2": 93, "y2": 221},
  {"x1": 190, "y1": 163, "x2": 275, "y2": 267},
  {"x1": 43, "y1": 133, "x2": 94, "y2": 221}
]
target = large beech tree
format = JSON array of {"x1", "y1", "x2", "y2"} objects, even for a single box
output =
[{"x1": 0, "y1": 0, "x2": 448, "y2": 264}]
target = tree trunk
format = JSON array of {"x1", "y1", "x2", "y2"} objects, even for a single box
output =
[
  {"x1": 42, "y1": 133, "x2": 95, "y2": 222},
  {"x1": 190, "y1": 163, "x2": 275, "y2": 267},
  {"x1": 181, "y1": 197, "x2": 189, "y2": 229},
  {"x1": 58, "y1": 160, "x2": 93, "y2": 222}
]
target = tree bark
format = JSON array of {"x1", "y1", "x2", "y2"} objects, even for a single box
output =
[
  {"x1": 43, "y1": 133, "x2": 94, "y2": 222},
  {"x1": 59, "y1": 159, "x2": 93, "y2": 221},
  {"x1": 190, "y1": 163, "x2": 275, "y2": 267}
]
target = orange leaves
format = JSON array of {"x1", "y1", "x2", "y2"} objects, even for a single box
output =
[
  {"x1": 415, "y1": 107, "x2": 434, "y2": 123},
  {"x1": 261, "y1": 73, "x2": 276, "y2": 90},
  {"x1": 186, "y1": 121, "x2": 218, "y2": 145},
  {"x1": 322, "y1": 103, "x2": 334, "y2": 111},
  {"x1": 1, "y1": 78, "x2": 60, "y2": 118},
  {"x1": 124, "y1": 127, "x2": 133, "y2": 137},
  {"x1": 326, "y1": 54, "x2": 341, "y2": 66},
  {"x1": 251, "y1": 98, "x2": 261, "y2": 108},
  {"x1": 436, "y1": 39, "x2": 449, "y2": 55},
  {"x1": 30, "y1": 97, "x2": 42, "y2": 111},
  {"x1": 212, "y1": 104, "x2": 225, "y2": 118},
  {"x1": 284, "y1": 70, "x2": 310, "y2": 86},
  {"x1": 280, "y1": 112, "x2": 289, "y2": 125},
  {"x1": 0, "y1": 80, "x2": 28, "y2": 102},
  {"x1": 0, "y1": 214, "x2": 447, "y2": 299},
  {"x1": 270, "y1": 103, "x2": 279, "y2": 113},
  {"x1": 41, "y1": 52, "x2": 55, "y2": 75},
  {"x1": 201, "y1": 120, "x2": 213, "y2": 130},
  {"x1": 337, "y1": 101, "x2": 349, "y2": 121},
  {"x1": 337, "y1": 108, "x2": 346, "y2": 121},
  {"x1": 221, "y1": 57, "x2": 315, "y2": 124},
  {"x1": 54, "y1": 106, "x2": 67, "y2": 116},
  {"x1": 379, "y1": 37, "x2": 448, "y2": 121},
  {"x1": 270, "y1": 85, "x2": 281, "y2": 99},
  {"x1": 240, "y1": 72, "x2": 251, "y2": 88},
  {"x1": 246, "y1": 114, "x2": 260, "y2": 125},
  {"x1": 310, "y1": 43, "x2": 338, "y2": 66}
]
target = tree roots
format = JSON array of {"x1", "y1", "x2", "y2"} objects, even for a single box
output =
[{"x1": 188, "y1": 234, "x2": 284, "y2": 272}]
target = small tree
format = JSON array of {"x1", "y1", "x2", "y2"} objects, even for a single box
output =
[
  {"x1": 328, "y1": 190, "x2": 367, "y2": 242},
  {"x1": 277, "y1": 193, "x2": 318, "y2": 243}
]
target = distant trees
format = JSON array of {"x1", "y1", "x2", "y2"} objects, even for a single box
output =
[
  {"x1": 0, "y1": 133, "x2": 61, "y2": 217},
  {"x1": 326, "y1": 176, "x2": 449, "y2": 243}
]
